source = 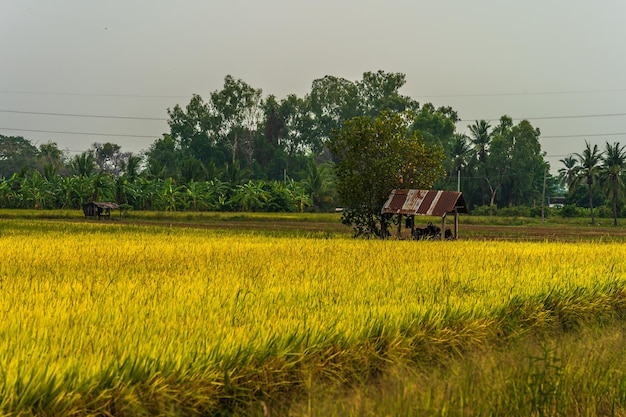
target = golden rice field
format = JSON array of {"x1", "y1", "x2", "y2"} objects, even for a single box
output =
[{"x1": 1, "y1": 218, "x2": 626, "y2": 415}]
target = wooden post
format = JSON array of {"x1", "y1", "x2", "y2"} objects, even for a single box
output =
[
  {"x1": 541, "y1": 167, "x2": 547, "y2": 223},
  {"x1": 381, "y1": 215, "x2": 386, "y2": 239},
  {"x1": 454, "y1": 210, "x2": 459, "y2": 239},
  {"x1": 441, "y1": 213, "x2": 446, "y2": 240},
  {"x1": 397, "y1": 214, "x2": 403, "y2": 239}
]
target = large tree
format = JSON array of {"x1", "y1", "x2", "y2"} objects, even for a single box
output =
[
  {"x1": 91, "y1": 142, "x2": 131, "y2": 177},
  {"x1": 328, "y1": 111, "x2": 445, "y2": 238},
  {"x1": 487, "y1": 118, "x2": 546, "y2": 206},
  {"x1": 167, "y1": 94, "x2": 221, "y2": 168},
  {"x1": 210, "y1": 75, "x2": 263, "y2": 166},
  {"x1": 144, "y1": 134, "x2": 180, "y2": 180},
  {"x1": 356, "y1": 70, "x2": 418, "y2": 116},
  {"x1": 0, "y1": 135, "x2": 39, "y2": 178},
  {"x1": 308, "y1": 75, "x2": 360, "y2": 144}
]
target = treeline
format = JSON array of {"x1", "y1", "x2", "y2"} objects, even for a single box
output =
[
  {"x1": 558, "y1": 141, "x2": 626, "y2": 226},
  {"x1": 0, "y1": 70, "x2": 601, "y2": 213}
]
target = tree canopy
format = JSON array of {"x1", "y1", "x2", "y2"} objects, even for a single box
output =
[
  {"x1": 328, "y1": 111, "x2": 445, "y2": 238},
  {"x1": 0, "y1": 71, "x2": 577, "y2": 218}
]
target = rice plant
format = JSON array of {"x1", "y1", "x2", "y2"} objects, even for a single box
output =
[{"x1": 1, "y1": 219, "x2": 625, "y2": 415}]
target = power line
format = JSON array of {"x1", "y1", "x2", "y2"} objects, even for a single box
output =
[
  {"x1": 5, "y1": 106, "x2": 626, "y2": 124},
  {"x1": 542, "y1": 132, "x2": 626, "y2": 139},
  {"x1": 0, "y1": 127, "x2": 158, "y2": 139},
  {"x1": 5, "y1": 87, "x2": 626, "y2": 99},
  {"x1": 458, "y1": 112, "x2": 626, "y2": 123},
  {"x1": 0, "y1": 109, "x2": 167, "y2": 121},
  {"x1": 0, "y1": 89, "x2": 191, "y2": 99},
  {"x1": 418, "y1": 88, "x2": 626, "y2": 98}
]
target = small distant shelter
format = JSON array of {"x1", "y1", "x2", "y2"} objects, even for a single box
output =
[
  {"x1": 82, "y1": 202, "x2": 120, "y2": 219},
  {"x1": 381, "y1": 189, "x2": 469, "y2": 239}
]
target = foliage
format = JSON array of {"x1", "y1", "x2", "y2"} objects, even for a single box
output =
[
  {"x1": 558, "y1": 140, "x2": 626, "y2": 226},
  {"x1": 1, "y1": 72, "x2": 572, "y2": 213},
  {"x1": 16, "y1": 71, "x2": 626, "y2": 219},
  {"x1": 0, "y1": 170, "x2": 318, "y2": 213},
  {"x1": 572, "y1": 141, "x2": 604, "y2": 225},
  {"x1": 559, "y1": 204, "x2": 581, "y2": 218},
  {"x1": 600, "y1": 141, "x2": 626, "y2": 226},
  {"x1": 329, "y1": 112, "x2": 445, "y2": 237},
  {"x1": 0, "y1": 135, "x2": 40, "y2": 177}
]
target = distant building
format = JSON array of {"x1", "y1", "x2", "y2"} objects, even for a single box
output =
[{"x1": 549, "y1": 196, "x2": 565, "y2": 209}]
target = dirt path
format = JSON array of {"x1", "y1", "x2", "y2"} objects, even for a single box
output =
[{"x1": 111, "y1": 218, "x2": 626, "y2": 241}]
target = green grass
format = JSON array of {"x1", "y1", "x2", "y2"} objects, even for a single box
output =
[{"x1": 285, "y1": 321, "x2": 626, "y2": 417}]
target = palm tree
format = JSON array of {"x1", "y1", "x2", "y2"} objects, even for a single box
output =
[
  {"x1": 558, "y1": 155, "x2": 578, "y2": 192},
  {"x1": 69, "y1": 151, "x2": 96, "y2": 177},
  {"x1": 572, "y1": 141, "x2": 603, "y2": 225},
  {"x1": 91, "y1": 172, "x2": 114, "y2": 202},
  {"x1": 468, "y1": 120, "x2": 491, "y2": 163},
  {"x1": 122, "y1": 154, "x2": 143, "y2": 183},
  {"x1": 39, "y1": 141, "x2": 65, "y2": 178},
  {"x1": 449, "y1": 133, "x2": 471, "y2": 191},
  {"x1": 600, "y1": 141, "x2": 626, "y2": 226},
  {"x1": 302, "y1": 160, "x2": 335, "y2": 211},
  {"x1": 468, "y1": 120, "x2": 492, "y2": 205}
]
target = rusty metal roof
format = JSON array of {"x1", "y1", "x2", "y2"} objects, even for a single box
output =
[
  {"x1": 381, "y1": 189, "x2": 469, "y2": 217},
  {"x1": 83, "y1": 202, "x2": 119, "y2": 209}
]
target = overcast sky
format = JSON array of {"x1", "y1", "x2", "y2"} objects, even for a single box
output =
[{"x1": 2, "y1": 1, "x2": 626, "y2": 174}]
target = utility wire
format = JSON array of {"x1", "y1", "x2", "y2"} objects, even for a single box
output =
[
  {"x1": 418, "y1": 88, "x2": 626, "y2": 98},
  {"x1": 542, "y1": 132, "x2": 626, "y2": 139},
  {"x1": 0, "y1": 90, "x2": 190, "y2": 99},
  {"x1": 4, "y1": 87, "x2": 626, "y2": 99},
  {"x1": 0, "y1": 109, "x2": 167, "y2": 121},
  {"x1": 0, "y1": 127, "x2": 158, "y2": 138},
  {"x1": 4, "y1": 107, "x2": 626, "y2": 124},
  {"x1": 2, "y1": 127, "x2": 625, "y2": 141},
  {"x1": 458, "y1": 112, "x2": 626, "y2": 123}
]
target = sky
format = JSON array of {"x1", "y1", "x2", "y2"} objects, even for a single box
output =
[{"x1": 2, "y1": 1, "x2": 626, "y2": 175}]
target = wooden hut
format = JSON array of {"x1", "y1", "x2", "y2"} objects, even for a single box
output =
[
  {"x1": 82, "y1": 202, "x2": 120, "y2": 219},
  {"x1": 381, "y1": 189, "x2": 469, "y2": 239}
]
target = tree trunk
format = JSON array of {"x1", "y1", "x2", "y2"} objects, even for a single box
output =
[
  {"x1": 232, "y1": 132, "x2": 238, "y2": 165},
  {"x1": 589, "y1": 192, "x2": 595, "y2": 225},
  {"x1": 613, "y1": 196, "x2": 618, "y2": 227}
]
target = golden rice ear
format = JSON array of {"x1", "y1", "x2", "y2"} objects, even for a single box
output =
[{"x1": 2, "y1": 217, "x2": 623, "y2": 415}]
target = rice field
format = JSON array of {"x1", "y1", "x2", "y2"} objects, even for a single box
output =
[{"x1": 1, "y1": 218, "x2": 626, "y2": 416}]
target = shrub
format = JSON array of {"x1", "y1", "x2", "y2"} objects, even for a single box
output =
[
  {"x1": 472, "y1": 205, "x2": 498, "y2": 216},
  {"x1": 498, "y1": 206, "x2": 531, "y2": 217},
  {"x1": 560, "y1": 204, "x2": 580, "y2": 218}
]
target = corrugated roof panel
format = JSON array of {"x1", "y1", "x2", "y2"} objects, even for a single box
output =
[
  {"x1": 386, "y1": 190, "x2": 407, "y2": 214},
  {"x1": 438, "y1": 192, "x2": 466, "y2": 215},
  {"x1": 381, "y1": 189, "x2": 468, "y2": 216},
  {"x1": 418, "y1": 191, "x2": 436, "y2": 215},
  {"x1": 398, "y1": 189, "x2": 426, "y2": 214},
  {"x1": 85, "y1": 202, "x2": 120, "y2": 209},
  {"x1": 424, "y1": 190, "x2": 443, "y2": 216}
]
